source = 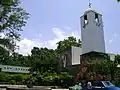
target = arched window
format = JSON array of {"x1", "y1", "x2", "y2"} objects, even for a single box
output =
[
  {"x1": 84, "y1": 15, "x2": 88, "y2": 25},
  {"x1": 95, "y1": 13, "x2": 99, "y2": 23},
  {"x1": 62, "y1": 54, "x2": 68, "y2": 68},
  {"x1": 83, "y1": 15, "x2": 88, "y2": 28}
]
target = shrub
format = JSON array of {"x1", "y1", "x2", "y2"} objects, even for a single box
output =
[
  {"x1": 9, "y1": 80, "x2": 16, "y2": 85},
  {"x1": 0, "y1": 73, "x2": 29, "y2": 84},
  {"x1": 40, "y1": 72, "x2": 73, "y2": 86}
]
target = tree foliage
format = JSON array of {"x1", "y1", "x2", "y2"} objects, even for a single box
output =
[
  {"x1": 1, "y1": 35, "x2": 120, "y2": 86},
  {"x1": 86, "y1": 59, "x2": 119, "y2": 83},
  {"x1": 117, "y1": 0, "x2": 120, "y2": 2},
  {"x1": 0, "y1": 72, "x2": 28, "y2": 84},
  {"x1": 0, "y1": 0, "x2": 29, "y2": 50},
  {"x1": 57, "y1": 36, "x2": 81, "y2": 53},
  {"x1": 28, "y1": 36, "x2": 82, "y2": 73},
  {"x1": 30, "y1": 47, "x2": 59, "y2": 73},
  {"x1": 0, "y1": 36, "x2": 82, "y2": 71}
]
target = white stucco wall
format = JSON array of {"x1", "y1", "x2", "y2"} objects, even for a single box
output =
[
  {"x1": 0, "y1": 65, "x2": 30, "y2": 73},
  {"x1": 80, "y1": 9, "x2": 105, "y2": 54},
  {"x1": 71, "y1": 46, "x2": 82, "y2": 65}
]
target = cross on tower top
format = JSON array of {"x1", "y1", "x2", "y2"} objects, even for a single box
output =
[{"x1": 88, "y1": 0, "x2": 92, "y2": 8}]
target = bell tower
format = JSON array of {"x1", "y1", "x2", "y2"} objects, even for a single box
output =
[{"x1": 80, "y1": 7, "x2": 105, "y2": 54}]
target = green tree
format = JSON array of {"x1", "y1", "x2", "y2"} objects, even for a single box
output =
[
  {"x1": 117, "y1": 0, "x2": 120, "y2": 2},
  {"x1": 0, "y1": 0, "x2": 29, "y2": 65},
  {"x1": 0, "y1": 38, "x2": 11, "y2": 64},
  {"x1": 0, "y1": 0, "x2": 29, "y2": 50},
  {"x1": 87, "y1": 60, "x2": 118, "y2": 82},
  {"x1": 30, "y1": 47, "x2": 59, "y2": 73},
  {"x1": 0, "y1": 38, "x2": 13, "y2": 50},
  {"x1": 57, "y1": 36, "x2": 82, "y2": 53}
]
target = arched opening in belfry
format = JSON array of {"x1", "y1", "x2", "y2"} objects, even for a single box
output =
[
  {"x1": 84, "y1": 15, "x2": 88, "y2": 25},
  {"x1": 95, "y1": 13, "x2": 99, "y2": 23}
]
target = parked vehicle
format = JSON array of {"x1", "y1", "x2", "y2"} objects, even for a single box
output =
[
  {"x1": 91, "y1": 81, "x2": 120, "y2": 90},
  {"x1": 69, "y1": 81, "x2": 120, "y2": 90}
]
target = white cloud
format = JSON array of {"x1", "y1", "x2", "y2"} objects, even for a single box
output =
[
  {"x1": 16, "y1": 38, "x2": 43, "y2": 55},
  {"x1": 52, "y1": 28, "x2": 66, "y2": 39},
  {"x1": 16, "y1": 27, "x2": 80, "y2": 56},
  {"x1": 69, "y1": 30, "x2": 80, "y2": 39},
  {"x1": 64, "y1": 26, "x2": 72, "y2": 31}
]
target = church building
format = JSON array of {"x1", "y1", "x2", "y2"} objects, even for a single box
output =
[{"x1": 59, "y1": 6, "x2": 116, "y2": 75}]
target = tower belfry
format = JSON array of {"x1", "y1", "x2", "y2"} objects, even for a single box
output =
[{"x1": 80, "y1": 5, "x2": 105, "y2": 54}]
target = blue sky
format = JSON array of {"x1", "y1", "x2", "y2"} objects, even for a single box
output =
[{"x1": 17, "y1": 0, "x2": 120, "y2": 55}]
